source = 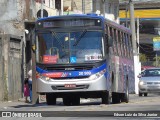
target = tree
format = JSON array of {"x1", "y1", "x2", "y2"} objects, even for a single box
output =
[
  {"x1": 153, "y1": 56, "x2": 160, "y2": 67},
  {"x1": 139, "y1": 53, "x2": 147, "y2": 62}
]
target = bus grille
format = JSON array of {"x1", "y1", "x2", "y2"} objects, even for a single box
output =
[
  {"x1": 51, "y1": 76, "x2": 89, "y2": 80},
  {"x1": 51, "y1": 85, "x2": 89, "y2": 90},
  {"x1": 46, "y1": 65, "x2": 93, "y2": 71}
]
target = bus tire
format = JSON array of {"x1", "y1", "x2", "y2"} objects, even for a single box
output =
[
  {"x1": 144, "y1": 93, "x2": 148, "y2": 97},
  {"x1": 72, "y1": 97, "x2": 80, "y2": 105},
  {"x1": 46, "y1": 93, "x2": 56, "y2": 105},
  {"x1": 139, "y1": 92, "x2": 143, "y2": 96},
  {"x1": 102, "y1": 91, "x2": 111, "y2": 104},
  {"x1": 124, "y1": 79, "x2": 129, "y2": 103},
  {"x1": 63, "y1": 97, "x2": 72, "y2": 106},
  {"x1": 112, "y1": 92, "x2": 120, "y2": 104}
]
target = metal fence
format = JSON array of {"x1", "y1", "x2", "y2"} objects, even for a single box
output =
[
  {"x1": 141, "y1": 61, "x2": 155, "y2": 67},
  {"x1": 140, "y1": 61, "x2": 160, "y2": 68},
  {"x1": 0, "y1": 34, "x2": 23, "y2": 101}
]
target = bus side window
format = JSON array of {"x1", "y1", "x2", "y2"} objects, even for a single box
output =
[
  {"x1": 125, "y1": 34, "x2": 132, "y2": 58},
  {"x1": 109, "y1": 27, "x2": 116, "y2": 55},
  {"x1": 113, "y1": 28, "x2": 118, "y2": 55},
  {"x1": 124, "y1": 33, "x2": 128, "y2": 57},
  {"x1": 105, "y1": 25, "x2": 113, "y2": 47},
  {"x1": 121, "y1": 32, "x2": 125, "y2": 57},
  {"x1": 117, "y1": 30, "x2": 122, "y2": 57},
  {"x1": 105, "y1": 25, "x2": 109, "y2": 54},
  {"x1": 126, "y1": 34, "x2": 130, "y2": 58},
  {"x1": 129, "y1": 35, "x2": 133, "y2": 59}
]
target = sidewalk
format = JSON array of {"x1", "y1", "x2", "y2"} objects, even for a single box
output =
[
  {"x1": 0, "y1": 95, "x2": 47, "y2": 110},
  {"x1": 0, "y1": 99, "x2": 27, "y2": 110}
]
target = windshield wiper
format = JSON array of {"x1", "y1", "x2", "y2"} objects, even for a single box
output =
[{"x1": 73, "y1": 30, "x2": 87, "y2": 46}]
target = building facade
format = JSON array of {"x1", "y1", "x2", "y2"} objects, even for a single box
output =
[
  {"x1": 63, "y1": 0, "x2": 92, "y2": 14},
  {"x1": 119, "y1": 0, "x2": 160, "y2": 66},
  {"x1": 92, "y1": 0, "x2": 119, "y2": 23}
]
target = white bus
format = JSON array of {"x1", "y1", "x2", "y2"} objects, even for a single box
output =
[{"x1": 34, "y1": 14, "x2": 134, "y2": 105}]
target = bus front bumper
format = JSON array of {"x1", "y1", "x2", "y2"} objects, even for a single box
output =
[{"x1": 36, "y1": 75, "x2": 110, "y2": 93}]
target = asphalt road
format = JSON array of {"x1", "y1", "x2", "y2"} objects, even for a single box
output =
[{"x1": 0, "y1": 93, "x2": 160, "y2": 119}]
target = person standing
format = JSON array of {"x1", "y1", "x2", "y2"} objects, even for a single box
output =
[
  {"x1": 24, "y1": 78, "x2": 29, "y2": 103},
  {"x1": 28, "y1": 69, "x2": 32, "y2": 102}
]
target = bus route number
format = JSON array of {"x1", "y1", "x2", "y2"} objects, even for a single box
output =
[{"x1": 79, "y1": 71, "x2": 91, "y2": 76}]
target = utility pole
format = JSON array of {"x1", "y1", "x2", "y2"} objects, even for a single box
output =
[
  {"x1": 103, "y1": 0, "x2": 106, "y2": 17},
  {"x1": 41, "y1": 0, "x2": 43, "y2": 18},
  {"x1": 137, "y1": 17, "x2": 139, "y2": 55},
  {"x1": 61, "y1": 0, "x2": 64, "y2": 15},
  {"x1": 125, "y1": 2, "x2": 128, "y2": 28},
  {"x1": 129, "y1": 0, "x2": 137, "y2": 55},
  {"x1": 82, "y1": 0, "x2": 85, "y2": 14},
  {"x1": 129, "y1": 0, "x2": 140, "y2": 94}
]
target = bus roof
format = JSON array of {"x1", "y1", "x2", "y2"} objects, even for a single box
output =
[{"x1": 37, "y1": 13, "x2": 104, "y2": 21}]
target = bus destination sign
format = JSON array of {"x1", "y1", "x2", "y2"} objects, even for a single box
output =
[{"x1": 37, "y1": 19, "x2": 101, "y2": 28}]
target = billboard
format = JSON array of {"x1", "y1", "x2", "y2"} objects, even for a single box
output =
[{"x1": 153, "y1": 37, "x2": 160, "y2": 51}]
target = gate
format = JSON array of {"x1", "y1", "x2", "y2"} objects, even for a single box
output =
[
  {"x1": 0, "y1": 35, "x2": 4, "y2": 101},
  {"x1": 0, "y1": 34, "x2": 23, "y2": 101}
]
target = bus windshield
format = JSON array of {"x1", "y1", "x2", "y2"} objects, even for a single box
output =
[{"x1": 36, "y1": 30, "x2": 104, "y2": 64}]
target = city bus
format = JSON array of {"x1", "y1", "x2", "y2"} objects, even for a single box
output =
[{"x1": 35, "y1": 14, "x2": 134, "y2": 105}]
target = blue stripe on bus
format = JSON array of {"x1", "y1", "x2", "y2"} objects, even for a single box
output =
[{"x1": 36, "y1": 63, "x2": 107, "y2": 77}]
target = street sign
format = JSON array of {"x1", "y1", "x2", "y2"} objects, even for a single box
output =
[{"x1": 153, "y1": 37, "x2": 160, "y2": 51}]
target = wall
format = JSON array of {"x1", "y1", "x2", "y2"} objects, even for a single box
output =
[
  {"x1": 0, "y1": 35, "x2": 4, "y2": 101},
  {"x1": 92, "y1": 0, "x2": 119, "y2": 23},
  {"x1": 0, "y1": 34, "x2": 22, "y2": 101},
  {"x1": 63, "y1": 0, "x2": 92, "y2": 14},
  {"x1": 35, "y1": 2, "x2": 57, "y2": 17},
  {"x1": 0, "y1": 0, "x2": 25, "y2": 36}
]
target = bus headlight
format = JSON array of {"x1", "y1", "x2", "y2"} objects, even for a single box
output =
[
  {"x1": 89, "y1": 69, "x2": 106, "y2": 80},
  {"x1": 40, "y1": 75, "x2": 51, "y2": 81}
]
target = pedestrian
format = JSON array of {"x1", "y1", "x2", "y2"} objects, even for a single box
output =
[
  {"x1": 24, "y1": 78, "x2": 29, "y2": 103},
  {"x1": 28, "y1": 69, "x2": 32, "y2": 102}
]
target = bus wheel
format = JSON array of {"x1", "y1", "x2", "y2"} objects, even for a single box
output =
[
  {"x1": 124, "y1": 79, "x2": 129, "y2": 103},
  {"x1": 112, "y1": 92, "x2": 120, "y2": 104},
  {"x1": 46, "y1": 93, "x2": 56, "y2": 105},
  {"x1": 144, "y1": 93, "x2": 148, "y2": 97},
  {"x1": 101, "y1": 91, "x2": 111, "y2": 104},
  {"x1": 139, "y1": 92, "x2": 143, "y2": 96},
  {"x1": 63, "y1": 97, "x2": 72, "y2": 106},
  {"x1": 72, "y1": 97, "x2": 80, "y2": 106}
]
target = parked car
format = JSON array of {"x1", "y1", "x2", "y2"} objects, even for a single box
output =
[{"x1": 138, "y1": 68, "x2": 160, "y2": 96}]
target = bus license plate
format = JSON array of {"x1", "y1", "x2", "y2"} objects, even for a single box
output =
[{"x1": 64, "y1": 84, "x2": 76, "y2": 88}]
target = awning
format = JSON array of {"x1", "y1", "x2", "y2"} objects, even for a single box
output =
[{"x1": 119, "y1": 9, "x2": 160, "y2": 18}]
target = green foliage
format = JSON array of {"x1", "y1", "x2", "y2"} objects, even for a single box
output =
[
  {"x1": 139, "y1": 53, "x2": 147, "y2": 62},
  {"x1": 153, "y1": 56, "x2": 160, "y2": 67}
]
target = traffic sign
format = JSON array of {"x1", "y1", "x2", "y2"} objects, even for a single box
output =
[{"x1": 153, "y1": 37, "x2": 160, "y2": 51}]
